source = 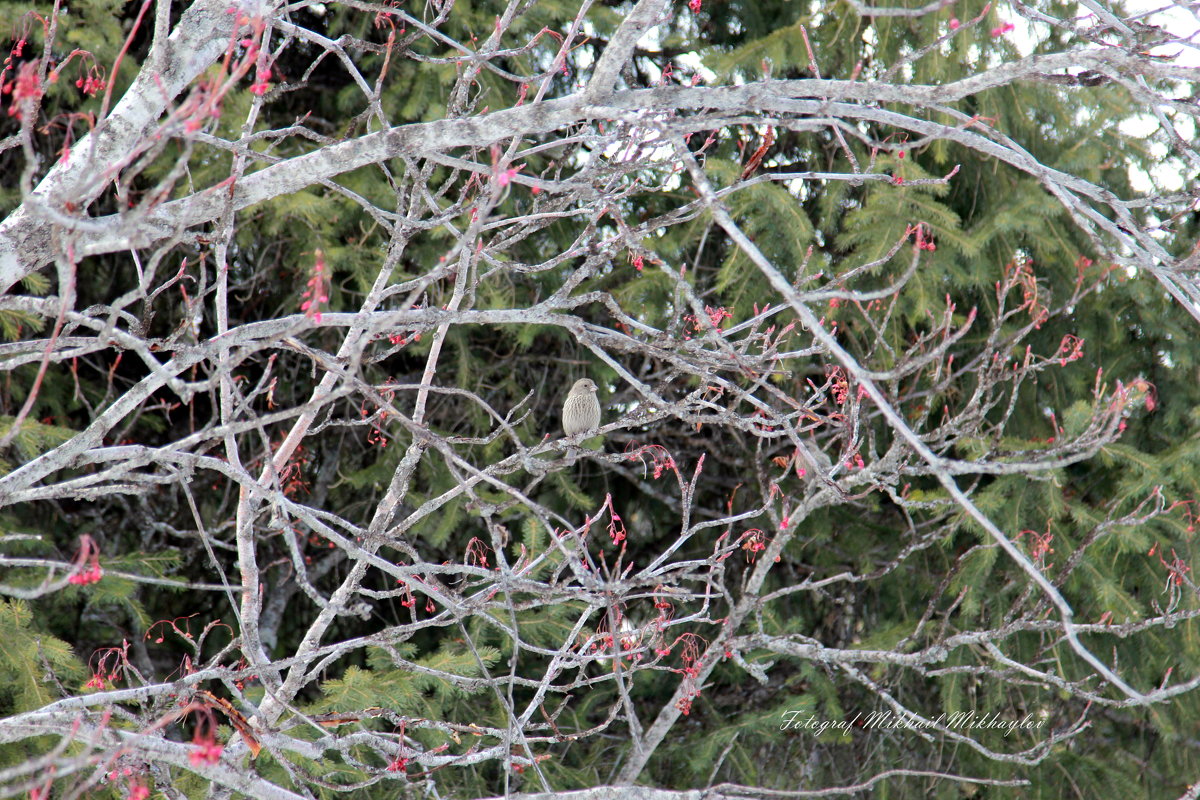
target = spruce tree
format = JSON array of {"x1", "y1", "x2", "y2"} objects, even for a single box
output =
[{"x1": 0, "y1": 0, "x2": 1197, "y2": 797}]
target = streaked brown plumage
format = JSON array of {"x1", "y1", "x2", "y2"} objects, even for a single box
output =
[{"x1": 562, "y1": 378, "x2": 601, "y2": 437}]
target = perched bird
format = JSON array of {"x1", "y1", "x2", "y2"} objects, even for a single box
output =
[{"x1": 562, "y1": 378, "x2": 601, "y2": 437}]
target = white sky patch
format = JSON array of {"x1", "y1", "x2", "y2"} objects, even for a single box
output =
[
  {"x1": 1121, "y1": 2, "x2": 1200, "y2": 192},
  {"x1": 1132, "y1": 0, "x2": 1200, "y2": 66}
]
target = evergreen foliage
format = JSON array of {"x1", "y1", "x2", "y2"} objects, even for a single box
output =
[{"x1": 0, "y1": 0, "x2": 1198, "y2": 797}]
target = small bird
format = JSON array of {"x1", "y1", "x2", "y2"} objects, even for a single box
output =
[{"x1": 562, "y1": 378, "x2": 601, "y2": 437}]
